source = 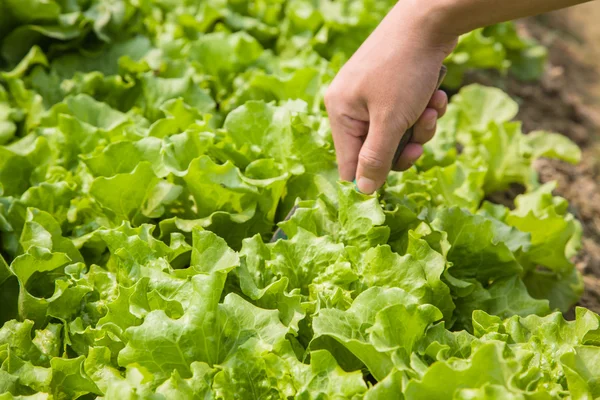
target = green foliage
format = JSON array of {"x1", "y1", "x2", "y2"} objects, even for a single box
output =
[{"x1": 0, "y1": 0, "x2": 593, "y2": 398}]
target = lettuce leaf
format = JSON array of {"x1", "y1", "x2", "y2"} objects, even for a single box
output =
[{"x1": 0, "y1": 1, "x2": 595, "y2": 398}]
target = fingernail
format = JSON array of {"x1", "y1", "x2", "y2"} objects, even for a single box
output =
[
  {"x1": 426, "y1": 116, "x2": 437, "y2": 130},
  {"x1": 357, "y1": 177, "x2": 378, "y2": 194},
  {"x1": 434, "y1": 95, "x2": 445, "y2": 109}
]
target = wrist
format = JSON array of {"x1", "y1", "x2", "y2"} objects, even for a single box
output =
[{"x1": 390, "y1": 0, "x2": 463, "y2": 55}]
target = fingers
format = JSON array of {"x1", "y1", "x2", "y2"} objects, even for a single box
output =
[
  {"x1": 411, "y1": 90, "x2": 446, "y2": 144},
  {"x1": 330, "y1": 116, "x2": 367, "y2": 181},
  {"x1": 324, "y1": 83, "x2": 371, "y2": 182},
  {"x1": 393, "y1": 143, "x2": 424, "y2": 171},
  {"x1": 355, "y1": 118, "x2": 404, "y2": 194},
  {"x1": 429, "y1": 90, "x2": 448, "y2": 117},
  {"x1": 393, "y1": 90, "x2": 447, "y2": 172},
  {"x1": 412, "y1": 108, "x2": 438, "y2": 145}
]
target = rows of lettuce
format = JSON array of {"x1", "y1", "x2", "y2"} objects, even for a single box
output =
[
  {"x1": 0, "y1": 0, "x2": 545, "y2": 104},
  {"x1": 1, "y1": 67, "x2": 597, "y2": 397},
  {"x1": 1, "y1": 0, "x2": 599, "y2": 398}
]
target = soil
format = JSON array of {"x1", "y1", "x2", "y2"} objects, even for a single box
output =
[{"x1": 466, "y1": 3, "x2": 600, "y2": 314}]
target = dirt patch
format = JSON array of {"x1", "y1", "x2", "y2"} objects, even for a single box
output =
[
  {"x1": 518, "y1": 7, "x2": 600, "y2": 314},
  {"x1": 466, "y1": 4, "x2": 600, "y2": 314},
  {"x1": 536, "y1": 156, "x2": 600, "y2": 313},
  {"x1": 520, "y1": 6, "x2": 600, "y2": 314}
]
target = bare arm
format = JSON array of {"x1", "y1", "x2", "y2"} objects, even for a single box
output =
[
  {"x1": 429, "y1": 0, "x2": 592, "y2": 37},
  {"x1": 326, "y1": 0, "x2": 594, "y2": 194}
]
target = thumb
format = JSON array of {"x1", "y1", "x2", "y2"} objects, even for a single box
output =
[{"x1": 355, "y1": 119, "x2": 405, "y2": 194}]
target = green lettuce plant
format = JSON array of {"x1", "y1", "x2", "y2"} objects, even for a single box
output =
[{"x1": 0, "y1": 1, "x2": 594, "y2": 399}]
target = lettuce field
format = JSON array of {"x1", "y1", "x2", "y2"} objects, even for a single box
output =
[{"x1": 0, "y1": 1, "x2": 599, "y2": 399}]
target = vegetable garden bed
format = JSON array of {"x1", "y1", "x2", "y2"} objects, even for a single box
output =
[{"x1": 0, "y1": 1, "x2": 599, "y2": 399}]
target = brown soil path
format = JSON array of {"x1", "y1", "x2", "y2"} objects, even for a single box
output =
[
  {"x1": 567, "y1": 2, "x2": 600, "y2": 107},
  {"x1": 466, "y1": 2, "x2": 600, "y2": 314},
  {"x1": 520, "y1": 3, "x2": 600, "y2": 313}
]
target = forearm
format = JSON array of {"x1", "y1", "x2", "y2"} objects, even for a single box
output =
[{"x1": 394, "y1": 0, "x2": 593, "y2": 43}]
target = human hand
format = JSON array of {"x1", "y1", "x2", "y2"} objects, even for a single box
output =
[{"x1": 324, "y1": 1, "x2": 458, "y2": 194}]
